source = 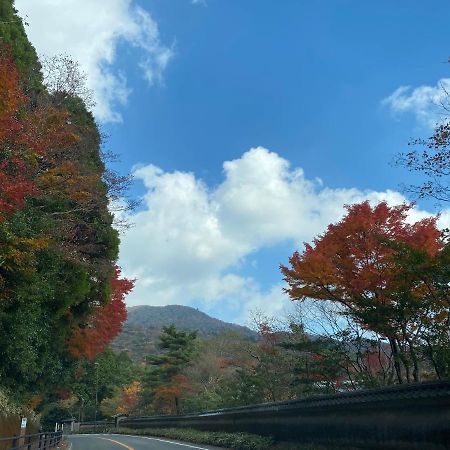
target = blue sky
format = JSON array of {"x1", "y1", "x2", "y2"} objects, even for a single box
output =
[
  {"x1": 106, "y1": 0, "x2": 449, "y2": 188},
  {"x1": 15, "y1": 0, "x2": 450, "y2": 324}
]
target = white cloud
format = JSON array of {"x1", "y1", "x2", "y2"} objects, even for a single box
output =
[
  {"x1": 119, "y1": 147, "x2": 449, "y2": 323},
  {"x1": 15, "y1": 0, "x2": 174, "y2": 122},
  {"x1": 382, "y1": 79, "x2": 450, "y2": 127}
]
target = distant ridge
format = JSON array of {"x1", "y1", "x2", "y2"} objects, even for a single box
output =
[
  {"x1": 112, "y1": 305, "x2": 257, "y2": 361},
  {"x1": 126, "y1": 305, "x2": 256, "y2": 337}
]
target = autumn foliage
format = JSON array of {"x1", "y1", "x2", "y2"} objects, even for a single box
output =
[
  {"x1": 100, "y1": 381, "x2": 141, "y2": 417},
  {"x1": 0, "y1": 46, "x2": 82, "y2": 218},
  {"x1": 0, "y1": 48, "x2": 41, "y2": 218},
  {"x1": 67, "y1": 267, "x2": 134, "y2": 360},
  {"x1": 282, "y1": 202, "x2": 440, "y2": 307},
  {"x1": 282, "y1": 201, "x2": 449, "y2": 383},
  {"x1": 0, "y1": 21, "x2": 133, "y2": 407}
]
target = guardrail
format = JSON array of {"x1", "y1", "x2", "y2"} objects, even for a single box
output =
[
  {"x1": 0, "y1": 431, "x2": 62, "y2": 450},
  {"x1": 112, "y1": 380, "x2": 450, "y2": 449}
]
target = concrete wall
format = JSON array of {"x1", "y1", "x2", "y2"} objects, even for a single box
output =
[{"x1": 115, "y1": 381, "x2": 450, "y2": 449}]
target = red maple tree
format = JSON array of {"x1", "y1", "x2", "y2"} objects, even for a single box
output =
[
  {"x1": 67, "y1": 266, "x2": 134, "y2": 360},
  {"x1": 281, "y1": 201, "x2": 444, "y2": 383}
]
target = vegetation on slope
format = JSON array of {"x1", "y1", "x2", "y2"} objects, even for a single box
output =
[
  {"x1": 112, "y1": 305, "x2": 257, "y2": 362},
  {"x1": 0, "y1": 0, "x2": 133, "y2": 428}
]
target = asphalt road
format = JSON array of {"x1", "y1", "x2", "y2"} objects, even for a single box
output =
[{"x1": 68, "y1": 434, "x2": 226, "y2": 450}]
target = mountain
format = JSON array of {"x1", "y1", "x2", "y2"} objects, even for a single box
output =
[{"x1": 111, "y1": 305, "x2": 258, "y2": 362}]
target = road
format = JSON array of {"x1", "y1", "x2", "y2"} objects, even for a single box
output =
[{"x1": 68, "y1": 434, "x2": 226, "y2": 450}]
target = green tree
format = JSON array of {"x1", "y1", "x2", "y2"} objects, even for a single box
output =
[
  {"x1": 181, "y1": 331, "x2": 254, "y2": 412},
  {"x1": 70, "y1": 348, "x2": 136, "y2": 421},
  {"x1": 0, "y1": 0, "x2": 43, "y2": 90},
  {"x1": 0, "y1": 1, "x2": 132, "y2": 412},
  {"x1": 141, "y1": 325, "x2": 197, "y2": 415},
  {"x1": 281, "y1": 325, "x2": 344, "y2": 394}
]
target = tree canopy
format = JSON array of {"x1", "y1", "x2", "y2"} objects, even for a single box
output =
[
  {"x1": 282, "y1": 201, "x2": 449, "y2": 383},
  {"x1": 0, "y1": 1, "x2": 133, "y2": 411}
]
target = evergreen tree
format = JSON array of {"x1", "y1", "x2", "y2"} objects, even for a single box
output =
[{"x1": 141, "y1": 325, "x2": 197, "y2": 415}]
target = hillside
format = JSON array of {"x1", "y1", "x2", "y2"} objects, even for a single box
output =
[{"x1": 112, "y1": 305, "x2": 258, "y2": 362}]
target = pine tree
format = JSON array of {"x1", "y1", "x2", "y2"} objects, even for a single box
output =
[{"x1": 141, "y1": 325, "x2": 197, "y2": 415}]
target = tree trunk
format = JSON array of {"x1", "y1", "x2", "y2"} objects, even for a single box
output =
[
  {"x1": 425, "y1": 338, "x2": 442, "y2": 380},
  {"x1": 389, "y1": 337, "x2": 403, "y2": 384}
]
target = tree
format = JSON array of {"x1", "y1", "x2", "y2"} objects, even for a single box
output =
[
  {"x1": 222, "y1": 317, "x2": 343, "y2": 405},
  {"x1": 397, "y1": 121, "x2": 450, "y2": 203},
  {"x1": 280, "y1": 324, "x2": 344, "y2": 394},
  {"x1": 0, "y1": 3, "x2": 134, "y2": 410},
  {"x1": 70, "y1": 348, "x2": 136, "y2": 421},
  {"x1": 240, "y1": 318, "x2": 299, "y2": 403},
  {"x1": 292, "y1": 301, "x2": 396, "y2": 389},
  {"x1": 100, "y1": 381, "x2": 141, "y2": 417},
  {"x1": 180, "y1": 331, "x2": 250, "y2": 412},
  {"x1": 0, "y1": 0, "x2": 43, "y2": 91},
  {"x1": 281, "y1": 201, "x2": 446, "y2": 383},
  {"x1": 67, "y1": 267, "x2": 134, "y2": 360},
  {"x1": 141, "y1": 325, "x2": 197, "y2": 415}
]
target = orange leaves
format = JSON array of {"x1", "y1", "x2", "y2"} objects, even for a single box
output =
[
  {"x1": 153, "y1": 375, "x2": 191, "y2": 415},
  {"x1": 116, "y1": 381, "x2": 141, "y2": 415},
  {"x1": 38, "y1": 160, "x2": 98, "y2": 205},
  {"x1": 0, "y1": 45, "x2": 79, "y2": 222},
  {"x1": 0, "y1": 47, "x2": 25, "y2": 123},
  {"x1": 67, "y1": 266, "x2": 134, "y2": 360},
  {"x1": 1, "y1": 236, "x2": 49, "y2": 272},
  {"x1": 28, "y1": 395, "x2": 44, "y2": 411},
  {"x1": 282, "y1": 201, "x2": 442, "y2": 311},
  {"x1": 101, "y1": 381, "x2": 141, "y2": 416},
  {"x1": 23, "y1": 106, "x2": 79, "y2": 156}
]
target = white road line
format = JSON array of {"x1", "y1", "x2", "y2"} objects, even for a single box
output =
[
  {"x1": 106, "y1": 434, "x2": 215, "y2": 450},
  {"x1": 70, "y1": 434, "x2": 216, "y2": 450}
]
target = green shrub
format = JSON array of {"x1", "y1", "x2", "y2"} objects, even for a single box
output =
[{"x1": 115, "y1": 427, "x2": 274, "y2": 450}]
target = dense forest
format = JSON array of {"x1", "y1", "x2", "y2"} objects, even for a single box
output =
[{"x1": 0, "y1": 0, "x2": 133, "y2": 429}]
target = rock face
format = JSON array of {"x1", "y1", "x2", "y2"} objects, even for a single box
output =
[{"x1": 112, "y1": 305, "x2": 257, "y2": 361}]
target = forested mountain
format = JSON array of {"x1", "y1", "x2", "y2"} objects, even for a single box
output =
[{"x1": 112, "y1": 305, "x2": 257, "y2": 361}]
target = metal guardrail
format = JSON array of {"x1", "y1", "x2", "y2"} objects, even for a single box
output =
[{"x1": 0, "y1": 431, "x2": 62, "y2": 450}]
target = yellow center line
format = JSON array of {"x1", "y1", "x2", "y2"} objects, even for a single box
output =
[{"x1": 97, "y1": 436, "x2": 134, "y2": 450}]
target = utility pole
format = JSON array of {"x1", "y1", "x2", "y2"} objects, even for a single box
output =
[
  {"x1": 94, "y1": 362, "x2": 99, "y2": 430},
  {"x1": 79, "y1": 396, "x2": 84, "y2": 422}
]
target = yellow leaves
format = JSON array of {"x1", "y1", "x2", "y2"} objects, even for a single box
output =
[
  {"x1": 19, "y1": 236, "x2": 49, "y2": 251},
  {"x1": 38, "y1": 161, "x2": 99, "y2": 206},
  {"x1": 0, "y1": 236, "x2": 50, "y2": 274},
  {"x1": 100, "y1": 381, "x2": 141, "y2": 416},
  {"x1": 123, "y1": 380, "x2": 141, "y2": 397}
]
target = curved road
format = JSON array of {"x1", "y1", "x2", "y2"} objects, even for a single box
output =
[{"x1": 68, "y1": 434, "x2": 226, "y2": 450}]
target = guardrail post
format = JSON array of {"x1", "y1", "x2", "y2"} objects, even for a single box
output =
[
  {"x1": 12, "y1": 435, "x2": 17, "y2": 449},
  {"x1": 27, "y1": 435, "x2": 32, "y2": 450}
]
